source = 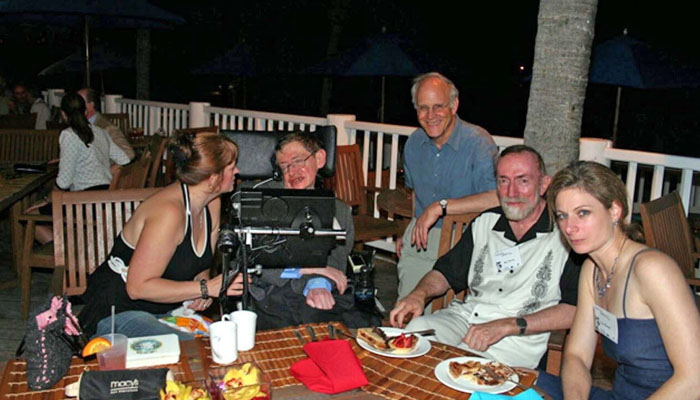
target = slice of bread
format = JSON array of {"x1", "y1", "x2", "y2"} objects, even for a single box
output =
[
  {"x1": 447, "y1": 360, "x2": 514, "y2": 386},
  {"x1": 357, "y1": 327, "x2": 389, "y2": 350}
]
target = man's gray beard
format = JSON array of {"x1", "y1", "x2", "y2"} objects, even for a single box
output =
[{"x1": 500, "y1": 198, "x2": 537, "y2": 221}]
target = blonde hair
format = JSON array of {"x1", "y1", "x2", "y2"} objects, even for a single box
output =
[
  {"x1": 548, "y1": 161, "x2": 644, "y2": 242},
  {"x1": 168, "y1": 132, "x2": 239, "y2": 185}
]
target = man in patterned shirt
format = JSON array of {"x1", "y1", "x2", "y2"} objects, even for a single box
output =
[{"x1": 389, "y1": 145, "x2": 582, "y2": 368}]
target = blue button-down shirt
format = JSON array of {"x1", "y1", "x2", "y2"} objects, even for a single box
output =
[{"x1": 403, "y1": 117, "x2": 498, "y2": 227}]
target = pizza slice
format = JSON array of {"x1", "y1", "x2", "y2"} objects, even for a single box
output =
[{"x1": 448, "y1": 360, "x2": 515, "y2": 386}]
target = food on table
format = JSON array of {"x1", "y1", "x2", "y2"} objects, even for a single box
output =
[
  {"x1": 219, "y1": 362, "x2": 269, "y2": 400},
  {"x1": 387, "y1": 333, "x2": 418, "y2": 354},
  {"x1": 357, "y1": 327, "x2": 418, "y2": 353},
  {"x1": 448, "y1": 360, "x2": 515, "y2": 386},
  {"x1": 81, "y1": 337, "x2": 111, "y2": 357},
  {"x1": 160, "y1": 380, "x2": 211, "y2": 400}
]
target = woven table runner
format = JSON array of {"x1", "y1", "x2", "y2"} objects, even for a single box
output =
[
  {"x1": 0, "y1": 322, "x2": 536, "y2": 400},
  {"x1": 358, "y1": 339, "x2": 536, "y2": 400}
]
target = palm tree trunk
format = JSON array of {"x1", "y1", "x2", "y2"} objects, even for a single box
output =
[
  {"x1": 524, "y1": 0, "x2": 599, "y2": 174},
  {"x1": 136, "y1": 29, "x2": 150, "y2": 100}
]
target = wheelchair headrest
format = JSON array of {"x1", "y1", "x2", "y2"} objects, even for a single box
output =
[{"x1": 221, "y1": 125, "x2": 337, "y2": 180}]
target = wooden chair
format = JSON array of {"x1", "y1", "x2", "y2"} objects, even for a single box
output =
[
  {"x1": 333, "y1": 144, "x2": 409, "y2": 246},
  {"x1": 52, "y1": 188, "x2": 159, "y2": 296},
  {"x1": 0, "y1": 114, "x2": 37, "y2": 129},
  {"x1": 110, "y1": 151, "x2": 152, "y2": 190},
  {"x1": 18, "y1": 212, "x2": 55, "y2": 319},
  {"x1": 640, "y1": 190, "x2": 700, "y2": 287},
  {"x1": 430, "y1": 212, "x2": 567, "y2": 375},
  {"x1": 102, "y1": 113, "x2": 131, "y2": 135},
  {"x1": 146, "y1": 135, "x2": 168, "y2": 187},
  {"x1": 430, "y1": 213, "x2": 479, "y2": 312},
  {"x1": 0, "y1": 129, "x2": 60, "y2": 162}
]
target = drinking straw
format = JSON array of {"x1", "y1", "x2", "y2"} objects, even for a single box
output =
[{"x1": 111, "y1": 305, "x2": 115, "y2": 336}]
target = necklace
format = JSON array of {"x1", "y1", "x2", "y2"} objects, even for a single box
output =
[{"x1": 595, "y1": 236, "x2": 628, "y2": 297}]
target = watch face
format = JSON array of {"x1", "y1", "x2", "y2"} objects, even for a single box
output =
[{"x1": 440, "y1": 199, "x2": 447, "y2": 207}]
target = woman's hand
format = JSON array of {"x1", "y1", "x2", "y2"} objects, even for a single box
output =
[
  {"x1": 207, "y1": 272, "x2": 247, "y2": 297},
  {"x1": 187, "y1": 297, "x2": 213, "y2": 311}
]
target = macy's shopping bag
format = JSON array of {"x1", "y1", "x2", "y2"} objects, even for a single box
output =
[{"x1": 64, "y1": 369, "x2": 170, "y2": 400}]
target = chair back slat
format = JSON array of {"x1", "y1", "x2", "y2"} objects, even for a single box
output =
[
  {"x1": 0, "y1": 114, "x2": 37, "y2": 129},
  {"x1": 147, "y1": 135, "x2": 169, "y2": 187},
  {"x1": 0, "y1": 129, "x2": 59, "y2": 162},
  {"x1": 640, "y1": 191, "x2": 698, "y2": 281},
  {"x1": 110, "y1": 152, "x2": 152, "y2": 190},
  {"x1": 334, "y1": 144, "x2": 366, "y2": 211},
  {"x1": 432, "y1": 213, "x2": 479, "y2": 312},
  {"x1": 52, "y1": 188, "x2": 159, "y2": 296},
  {"x1": 102, "y1": 113, "x2": 131, "y2": 134}
]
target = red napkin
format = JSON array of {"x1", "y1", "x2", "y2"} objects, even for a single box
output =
[{"x1": 290, "y1": 339, "x2": 369, "y2": 394}]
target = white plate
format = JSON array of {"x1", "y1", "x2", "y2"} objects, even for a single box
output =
[
  {"x1": 434, "y1": 356, "x2": 518, "y2": 394},
  {"x1": 356, "y1": 327, "x2": 431, "y2": 358}
]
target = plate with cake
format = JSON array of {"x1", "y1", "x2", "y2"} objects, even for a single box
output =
[
  {"x1": 356, "y1": 327, "x2": 431, "y2": 358},
  {"x1": 434, "y1": 356, "x2": 518, "y2": 394}
]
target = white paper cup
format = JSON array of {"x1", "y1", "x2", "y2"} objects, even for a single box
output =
[
  {"x1": 210, "y1": 319, "x2": 238, "y2": 364},
  {"x1": 230, "y1": 310, "x2": 257, "y2": 351}
]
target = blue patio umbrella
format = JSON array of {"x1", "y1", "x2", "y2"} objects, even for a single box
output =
[
  {"x1": 191, "y1": 43, "x2": 257, "y2": 77},
  {"x1": 39, "y1": 46, "x2": 133, "y2": 76},
  {"x1": 589, "y1": 33, "x2": 700, "y2": 142},
  {"x1": 0, "y1": 0, "x2": 185, "y2": 86},
  {"x1": 306, "y1": 33, "x2": 434, "y2": 122}
]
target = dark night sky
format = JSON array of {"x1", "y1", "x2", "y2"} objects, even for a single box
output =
[{"x1": 1, "y1": 0, "x2": 698, "y2": 155}]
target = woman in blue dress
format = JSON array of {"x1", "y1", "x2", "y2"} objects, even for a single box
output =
[{"x1": 539, "y1": 161, "x2": 700, "y2": 399}]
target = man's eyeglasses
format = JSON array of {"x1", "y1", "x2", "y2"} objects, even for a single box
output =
[
  {"x1": 279, "y1": 152, "x2": 316, "y2": 174},
  {"x1": 416, "y1": 103, "x2": 450, "y2": 115}
]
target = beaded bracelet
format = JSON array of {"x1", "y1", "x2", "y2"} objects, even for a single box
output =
[{"x1": 199, "y1": 278, "x2": 209, "y2": 299}]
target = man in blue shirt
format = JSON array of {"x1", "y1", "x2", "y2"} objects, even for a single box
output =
[
  {"x1": 397, "y1": 72, "x2": 499, "y2": 302},
  {"x1": 250, "y1": 132, "x2": 362, "y2": 328}
]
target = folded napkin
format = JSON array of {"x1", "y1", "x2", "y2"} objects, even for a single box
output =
[
  {"x1": 471, "y1": 388, "x2": 543, "y2": 399},
  {"x1": 290, "y1": 339, "x2": 369, "y2": 394}
]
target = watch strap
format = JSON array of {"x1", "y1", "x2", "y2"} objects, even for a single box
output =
[{"x1": 200, "y1": 278, "x2": 209, "y2": 299}]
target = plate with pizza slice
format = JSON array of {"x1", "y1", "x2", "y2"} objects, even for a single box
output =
[
  {"x1": 356, "y1": 327, "x2": 431, "y2": 358},
  {"x1": 434, "y1": 356, "x2": 519, "y2": 394}
]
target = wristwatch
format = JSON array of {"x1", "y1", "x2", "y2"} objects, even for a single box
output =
[
  {"x1": 439, "y1": 199, "x2": 448, "y2": 217},
  {"x1": 516, "y1": 317, "x2": 527, "y2": 335}
]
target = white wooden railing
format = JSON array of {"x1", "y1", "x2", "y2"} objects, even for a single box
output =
[{"x1": 97, "y1": 95, "x2": 700, "y2": 221}]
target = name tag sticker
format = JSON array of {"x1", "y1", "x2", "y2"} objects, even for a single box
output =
[
  {"x1": 494, "y1": 247, "x2": 521, "y2": 273},
  {"x1": 593, "y1": 304, "x2": 618, "y2": 343}
]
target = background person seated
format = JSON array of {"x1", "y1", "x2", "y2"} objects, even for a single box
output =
[
  {"x1": 25, "y1": 92, "x2": 131, "y2": 244},
  {"x1": 78, "y1": 88, "x2": 135, "y2": 161}
]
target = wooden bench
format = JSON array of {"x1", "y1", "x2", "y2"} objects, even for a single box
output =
[{"x1": 0, "y1": 129, "x2": 60, "y2": 162}]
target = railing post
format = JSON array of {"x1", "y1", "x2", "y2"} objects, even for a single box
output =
[
  {"x1": 327, "y1": 114, "x2": 356, "y2": 145},
  {"x1": 579, "y1": 138, "x2": 612, "y2": 166},
  {"x1": 189, "y1": 102, "x2": 210, "y2": 128},
  {"x1": 46, "y1": 89, "x2": 65, "y2": 108},
  {"x1": 104, "y1": 95, "x2": 123, "y2": 113}
]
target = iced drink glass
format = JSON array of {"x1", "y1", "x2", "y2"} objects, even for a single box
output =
[{"x1": 97, "y1": 333, "x2": 128, "y2": 370}]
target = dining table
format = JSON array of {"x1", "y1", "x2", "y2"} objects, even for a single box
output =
[
  {"x1": 0, "y1": 163, "x2": 57, "y2": 289},
  {"x1": 0, "y1": 322, "x2": 541, "y2": 400}
]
